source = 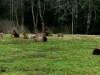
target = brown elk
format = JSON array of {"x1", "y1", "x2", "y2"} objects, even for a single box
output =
[
  {"x1": 23, "y1": 33, "x2": 35, "y2": 39},
  {"x1": 44, "y1": 27, "x2": 52, "y2": 36},
  {"x1": 93, "y1": 48, "x2": 100, "y2": 55},
  {"x1": 33, "y1": 33, "x2": 47, "y2": 42},
  {"x1": 57, "y1": 33, "x2": 63, "y2": 37},
  {"x1": 0, "y1": 30, "x2": 4, "y2": 37},
  {"x1": 11, "y1": 30, "x2": 19, "y2": 38}
]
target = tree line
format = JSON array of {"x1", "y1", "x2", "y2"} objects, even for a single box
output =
[{"x1": 0, "y1": 0, "x2": 100, "y2": 34}]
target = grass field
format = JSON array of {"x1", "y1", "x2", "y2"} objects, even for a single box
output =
[{"x1": 0, "y1": 34, "x2": 100, "y2": 75}]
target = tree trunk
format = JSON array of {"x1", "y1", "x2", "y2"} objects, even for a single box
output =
[
  {"x1": 31, "y1": 0, "x2": 38, "y2": 33},
  {"x1": 14, "y1": 0, "x2": 19, "y2": 27},
  {"x1": 86, "y1": 0, "x2": 92, "y2": 34},
  {"x1": 15, "y1": 11, "x2": 19, "y2": 27},
  {"x1": 10, "y1": 0, "x2": 13, "y2": 21},
  {"x1": 21, "y1": 0, "x2": 24, "y2": 33},
  {"x1": 71, "y1": 0, "x2": 78, "y2": 34},
  {"x1": 72, "y1": 7, "x2": 74, "y2": 34},
  {"x1": 74, "y1": 0, "x2": 78, "y2": 34},
  {"x1": 38, "y1": 0, "x2": 45, "y2": 33},
  {"x1": 35, "y1": 9, "x2": 39, "y2": 33}
]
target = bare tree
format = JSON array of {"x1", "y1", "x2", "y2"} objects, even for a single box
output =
[
  {"x1": 21, "y1": 0, "x2": 25, "y2": 33},
  {"x1": 31, "y1": 0, "x2": 38, "y2": 33},
  {"x1": 86, "y1": 0, "x2": 92, "y2": 34},
  {"x1": 71, "y1": 0, "x2": 78, "y2": 34},
  {"x1": 13, "y1": 0, "x2": 19, "y2": 27},
  {"x1": 38, "y1": 0, "x2": 45, "y2": 33},
  {"x1": 10, "y1": 0, "x2": 13, "y2": 21}
]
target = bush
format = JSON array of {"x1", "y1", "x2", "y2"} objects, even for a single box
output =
[{"x1": 0, "y1": 19, "x2": 30, "y2": 34}]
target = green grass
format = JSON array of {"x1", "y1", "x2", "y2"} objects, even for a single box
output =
[{"x1": 0, "y1": 34, "x2": 100, "y2": 75}]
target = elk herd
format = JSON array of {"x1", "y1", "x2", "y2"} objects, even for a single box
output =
[
  {"x1": 0, "y1": 28, "x2": 99, "y2": 55},
  {"x1": 0, "y1": 27, "x2": 63, "y2": 42}
]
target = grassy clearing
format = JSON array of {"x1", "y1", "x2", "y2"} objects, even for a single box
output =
[{"x1": 0, "y1": 34, "x2": 100, "y2": 75}]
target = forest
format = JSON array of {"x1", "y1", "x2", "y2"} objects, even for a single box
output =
[{"x1": 0, "y1": 0, "x2": 100, "y2": 34}]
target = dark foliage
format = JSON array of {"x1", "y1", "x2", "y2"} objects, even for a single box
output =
[{"x1": 0, "y1": 0, "x2": 100, "y2": 34}]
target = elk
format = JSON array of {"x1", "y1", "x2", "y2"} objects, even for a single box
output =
[
  {"x1": 93, "y1": 48, "x2": 100, "y2": 55},
  {"x1": 33, "y1": 33, "x2": 47, "y2": 42},
  {"x1": 11, "y1": 30, "x2": 19, "y2": 38},
  {"x1": 23, "y1": 33, "x2": 35, "y2": 39},
  {"x1": 0, "y1": 30, "x2": 4, "y2": 37},
  {"x1": 57, "y1": 33, "x2": 63, "y2": 37},
  {"x1": 44, "y1": 27, "x2": 52, "y2": 36}
]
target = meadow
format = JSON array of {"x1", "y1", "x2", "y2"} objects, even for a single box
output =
[{"x1": 0, "y1": 34, "x2": 100, "y2": 75}]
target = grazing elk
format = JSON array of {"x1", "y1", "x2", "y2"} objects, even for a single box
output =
[
  {"x1": 11, "y1": 30, "x2": 19, "y2": 38},
  {"x1": 57, "y1": 33, "x2": 63, "y2": 37},
  {"x1": 93, "y1": 48, "x2": 100, "y2": 55},
  {"x1": 23, "y1": 33, "x2": 35, "y2": 39},
  {"x1": 0, "y1": 30, "x2": 4, "y2": 37},
  {"x1": 33, "y1": 33, "x2": 47, "y2": 42},
  {"x1": 44, "y1": 27, "x2": 52, "y2": 36}
]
